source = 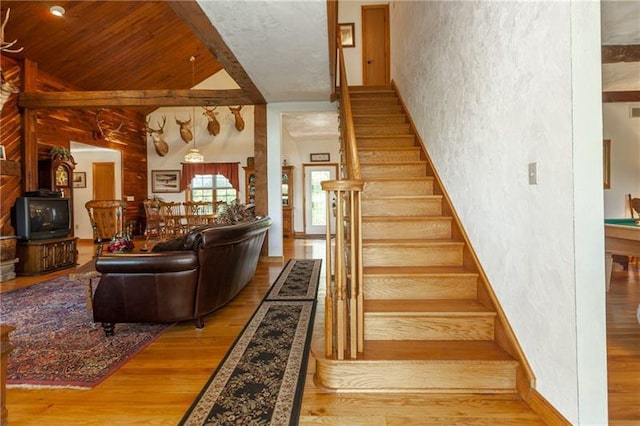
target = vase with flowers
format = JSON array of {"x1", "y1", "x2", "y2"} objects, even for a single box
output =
[{"x1": 107, "y1": 235, "x2": 134, "y2": 253}]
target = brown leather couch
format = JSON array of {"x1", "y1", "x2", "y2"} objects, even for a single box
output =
[{"x1": 92, "y1": 216, "x2": 272, "y2": 335}]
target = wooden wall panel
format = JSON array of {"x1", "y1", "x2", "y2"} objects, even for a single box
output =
[
  {"x1": 0, "y1": 56, "x2": 23, "y2": 235},
  {"x1": 0, "y1": 56, "x2": 149, "y2": 236}
]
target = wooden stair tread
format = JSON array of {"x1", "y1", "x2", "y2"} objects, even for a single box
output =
[
  {"x1": 359, "y1": 340, "x2": 517, "y2": 362},
  {"x1": 362, "y1": 239, "x2": 463, "y2": 245},
  {"x1": 365, "y1": 176, "x2": 434, "y2": 182},
  {"x1": 362, "y1": 215, "x2": 451, "y2": 222},
  {"x1": 363, "y1": 265, "x2": 478, "y2": 276},
  {"x1": 362, "y1": 194, "x2": 441, "y2": 200},
  {"x1": 359, "y1": 146, "x2": 420, "y2": 152},
  {"x1": 365, "y1": 299, "x2": 494, "y2": 314}
]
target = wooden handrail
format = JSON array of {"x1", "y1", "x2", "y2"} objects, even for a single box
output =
[{"x1": 322, "y1": 33, "x2": 364, "y2": 360}]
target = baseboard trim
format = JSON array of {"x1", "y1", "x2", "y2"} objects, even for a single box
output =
[{"x1": 524, "y1": 388, "x2": 571, "y2": 425}]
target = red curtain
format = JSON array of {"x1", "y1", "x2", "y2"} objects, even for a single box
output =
[{"x1": 181, "y1": 162, "x2": 240, "y2": 191}]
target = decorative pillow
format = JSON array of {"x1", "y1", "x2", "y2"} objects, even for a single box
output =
[{"x1": 151, "y1": 235, "x2": 187, "y2": 252}]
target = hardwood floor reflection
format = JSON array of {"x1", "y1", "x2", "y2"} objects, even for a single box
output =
[
  {"x1": 607, "y1": 265, "x2": 640, "y2": 425},
  {"x1": 0, "y1": 239, "x2": 636, "y2": 424}
]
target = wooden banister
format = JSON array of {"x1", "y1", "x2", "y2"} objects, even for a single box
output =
[{"x1": 322, "y1": 35, "x2": 364, "y2": 360}]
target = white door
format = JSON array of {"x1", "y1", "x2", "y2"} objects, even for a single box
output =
[{"x1": 303, "y1": 164, "x2": 338, "y2": 236}]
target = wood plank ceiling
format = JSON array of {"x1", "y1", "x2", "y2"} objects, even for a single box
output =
[{"x1": 0, "y1": 1, "x2": 266, "y2": 112}]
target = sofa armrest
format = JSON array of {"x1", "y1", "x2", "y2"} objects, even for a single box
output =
[{"x1": 95, "y1": 252, "x2": 198, "y2": 274}]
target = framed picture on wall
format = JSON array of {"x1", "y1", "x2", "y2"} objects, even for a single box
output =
[
  {"x1": 339, "y1": 23, "x2": 355, "y2": 48},
  {"x1": 73, "y1": 172, "x2": 86, "y2": 188},
  {"x1": 310, "y1": 153, "x2": 331, "y2": 162},
  {"x1": 152, "y1": 170, "x2": 181, "y2": 193}
]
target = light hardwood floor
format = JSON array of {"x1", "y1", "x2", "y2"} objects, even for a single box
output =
[{"x1": 0, "y1": 239, "x2": 636, "y2": 424}]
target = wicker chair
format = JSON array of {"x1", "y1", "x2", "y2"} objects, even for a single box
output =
[{"x1": 85, "y1": 200, "x2": 127, "y2": 256}]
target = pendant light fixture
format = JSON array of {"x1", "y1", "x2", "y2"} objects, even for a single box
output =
[{"x1": 184, "y1": 56, "x2": 204, "y2": 163}]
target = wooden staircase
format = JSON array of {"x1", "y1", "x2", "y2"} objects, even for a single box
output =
[{"x1": 313, "y1": 85, "x2": 530, "y2": 394}]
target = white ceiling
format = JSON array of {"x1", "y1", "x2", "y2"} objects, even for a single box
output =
[
  {"x1": 198, "y1": 0, "x2": 332, "y2": 103},
  {"x1": 195, "y1": 1, "x2": 638, "y2": 139}
]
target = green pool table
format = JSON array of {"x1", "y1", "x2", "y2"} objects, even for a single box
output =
[{"x1": 604, "y1": 218, "x2": 640, "y2": 290}]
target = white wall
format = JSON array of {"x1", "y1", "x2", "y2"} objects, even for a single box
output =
[
  {"x1": 70, "y1": 143, "x2": 122, "y2": 239},
  {"x1": 146, "y1": 70, "x2": 254, "y2": 204},
  {"x1": 267, "y1": 101, "x2": 337, "y2": 257},
  {"x1": 390, "y1": 1, "x2": 606, "y2": 423},
  {"x1": 603, "y1": 103, "x2": 640, "y2": 217},
  {"x1": 281, "y1": 127, "x2": 340, "y2": 235}
]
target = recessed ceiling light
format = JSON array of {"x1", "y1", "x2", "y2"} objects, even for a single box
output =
[{"x1": 50, "y1": 6, "x2": 65, "y2": 17}]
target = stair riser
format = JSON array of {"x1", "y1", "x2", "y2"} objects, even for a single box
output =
[
  {"x1": 364, "y1": 277, "x2": 478, "y2": 300},
  {"x1": 359, "y1": 149, "x2": 421, "y2": 163},
  {"x1": 362, "y1": 219, "x2": 451, "y2": 239},
  {"x1": 314, "y1": 361, "x2": 517, "y2": 392},
  {"x1": 351, "y1": 98, "x2": 399, "y2": 106},
  {"x1": 362, "y1": 199, "x2": 442, "y2": 217},
  {"x1": 355, "y1": 125, "x2": 412, "y2": 136},
  {"x1": 363, "y1": 245, "x2": 463, "y2": 267},
  {"x1": 353, "y1": 115, "x2": 407, "y2": 125},
  {"x1": 352, "y1": 105, "x2": 404, "y2": 114},
  {"x1": 361, "y1": 163, "x2": 427, "y2": 178},
  {"x1": 349, "y1": 92, "x2": 397, "y2": 99},
  {"x1": 365, "y1": 316, "x2": 494, "y2": 340},
  {"x1": 363, "y1": 180, "x2": 433, "y2": 196},
  {"x1": 357, "y1": 136, "x2": 416, "y2": 148}
]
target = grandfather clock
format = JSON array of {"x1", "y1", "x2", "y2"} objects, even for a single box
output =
[{"x1": 38, "y1": 154, "x2": 76, "y2": 199}]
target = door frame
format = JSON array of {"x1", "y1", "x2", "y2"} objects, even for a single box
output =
[
  {"x1": 362, "y1": 4, "x2": 390, "y2": 86},
  {"x1": 302, "y1": 163, "x2": 339, "y2": 237}
]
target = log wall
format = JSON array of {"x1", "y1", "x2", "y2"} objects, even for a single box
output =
[{"x1": 0, "y1": 56, "x2": 148, "y2": 236}]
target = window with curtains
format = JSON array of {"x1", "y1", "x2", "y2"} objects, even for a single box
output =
[{"x1": 189, "y1": 174, "x2": 237, "y2": 204}]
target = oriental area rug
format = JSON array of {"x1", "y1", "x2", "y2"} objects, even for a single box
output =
[
  {"x1": 180, "y1": 258, "x2": 322, "y2": 426},
  {"x1": 1, "y1": 275, "x2": 170, "y2": 389}
]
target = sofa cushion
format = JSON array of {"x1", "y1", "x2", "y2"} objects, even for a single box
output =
[{"x1": 152, "y1": 225, "x2": 209, "y2": 252}]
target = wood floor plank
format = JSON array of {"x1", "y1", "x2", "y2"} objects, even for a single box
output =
[{"x1": 1, "y1": 238, "x2": 635, "y2": 424}]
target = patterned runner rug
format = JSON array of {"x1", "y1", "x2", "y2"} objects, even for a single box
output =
[
  {"x1": 180, "y1": 259, "x2": 322, "y2": 426},
  {"x1": 2, "y1": 276, "x2": 170, "y2": 389}
]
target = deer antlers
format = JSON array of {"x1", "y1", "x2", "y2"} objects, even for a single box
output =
[
  {"x1": 202, "y1": 107, "x2": 220, "y2": 136},
  {"x1": 146, "y1": 115, "x2": 169, "y2": 157},
  {"x1": 0, "y1": 8, "x2": 23, "y2": 112},
  {"x1": 1, "y1": 8, "x2": 23, "y2": 54},
  {"x1": 175, "y1": 116, "x2": 193, "y2": 143},
  {"x1": 229, "y1": 106, "x2": 245, "y2": 132},
  {"x1": 93, "y1": 109, "x2": 125, "y2": 141}
]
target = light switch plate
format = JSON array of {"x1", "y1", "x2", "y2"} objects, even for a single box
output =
[{"x1": 528, "y1": 162, "x2": 537, "y2": 185}]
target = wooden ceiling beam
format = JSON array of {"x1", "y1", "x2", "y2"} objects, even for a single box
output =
[
  {"x1": 18, "y1": 89, "x2": 252, "y2": 109},
  {"x1": 168, "y1": 1, "x2": 266, "y2": 105},
  {"x1": 602, "y1": 45, "x2": 640, "y2": 63},
  {"x1": 602, "y1": 91, "x2": 640, "y2": 103}
]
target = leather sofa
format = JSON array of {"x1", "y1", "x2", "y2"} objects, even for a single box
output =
[{"x1": 92, "y1": 216, "x2": 272, "y2": 335}]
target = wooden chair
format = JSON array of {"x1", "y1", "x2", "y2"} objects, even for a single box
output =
[
  {"x1": 85, "y1": 200, "x2": 127, "y2": 256},
  {"x1": 160, "y1": 201, "x2": 185, "y2": 236},
  {"x1": 183, "y1": 201, "x2": 210, "y2": 230},
  {"x1": 143, "y1": 199, "x2": 165, "y2": 240},
  {"x1": 629, "y1": 194, "x2": 640, "y2": 218}
]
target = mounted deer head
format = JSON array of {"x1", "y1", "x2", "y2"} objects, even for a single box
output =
[
  {"x1": 146, "y1": 115, "x2": 169, "y2": 157},
  {"x1": 229, "y1": 106, "x2": 245, "y2": 132},
  {"x1": 202, "y1": 107, "x2": 220, "y2": 136},
  {"x1": 0, "y1": 8, "x2": 23, "y2": 112},
  {"x1": 175, "y1": 116, "x2": 193, "y2": 143},
  {"x1": 93, "y1": 109, "x2": 125, "y2": 141}
]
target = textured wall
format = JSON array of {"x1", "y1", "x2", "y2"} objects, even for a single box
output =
[
  {"x1": 390, "y1": 1, "x2": 606, "y2": 422},
  {"x1": 603, "y1": 103, "x2": 640, "y2": 217}
]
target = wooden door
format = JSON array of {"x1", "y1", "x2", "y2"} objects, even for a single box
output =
[
  {"x1": 362, "y1": 4, "x2": 390, "y2": 86},
  {"x1": 92, "y1": 162, "x2": 115, "y2": 200}
]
